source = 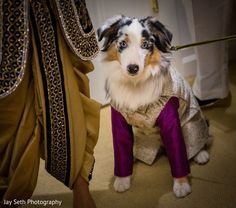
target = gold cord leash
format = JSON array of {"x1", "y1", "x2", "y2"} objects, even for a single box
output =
[{"x1": 170, "y1": 35, "x2": 236, "y2": 51}]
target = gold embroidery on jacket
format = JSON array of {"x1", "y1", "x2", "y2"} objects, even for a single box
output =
[
  {"x1": 31, "y1": 0, "x2": 69, "y2": 185},
  {"x1": 54, "y1": 0, "x2": 99, "y2": 60},
  {"x1": 0, "y1": 0, "x2": 29, "y2": 98}
]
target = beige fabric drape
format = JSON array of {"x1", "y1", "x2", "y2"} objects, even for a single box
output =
[{"x1": 0, "y1": 63, "x2": 41, "y2": 200}]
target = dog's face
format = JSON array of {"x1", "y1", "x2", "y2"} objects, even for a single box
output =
[{"x1": 97, "y1": 15, "x2": 172, "y2": 82}]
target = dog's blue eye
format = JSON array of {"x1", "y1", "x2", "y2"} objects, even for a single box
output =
[
  {"x1": 119, "y1": 41, "x2": 127, "y2": 50},
  {"x1": 141, "y1": 40, "x2": 150, "y2": 49}
]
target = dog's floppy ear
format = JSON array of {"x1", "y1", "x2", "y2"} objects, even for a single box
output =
[
  {"x1": 97, "y1": 15, "x2": 132, "y2": 51},
  {"x1": 141, "y1": 17, "x2": 172, "y2": 53}
]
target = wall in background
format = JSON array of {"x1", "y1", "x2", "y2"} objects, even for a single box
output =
[{"x1": 229, "y1": 0, "x2": 236, "y2": 61}]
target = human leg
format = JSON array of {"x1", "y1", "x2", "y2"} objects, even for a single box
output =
[
  {"x1": 191, "y1": 0, "x2": 233, "y2": 102},
  {"x1": 73, "y1": 175, "x2": 96, "y2": 208}
]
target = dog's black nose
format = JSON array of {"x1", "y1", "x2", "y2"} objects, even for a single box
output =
[{"x1": 127, "y1": 64, "x2": 139, "y2": 75}]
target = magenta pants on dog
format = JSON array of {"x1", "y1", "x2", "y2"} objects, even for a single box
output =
[{"x1": 111, "y1": 96, "x2": 190, "y2": 178}]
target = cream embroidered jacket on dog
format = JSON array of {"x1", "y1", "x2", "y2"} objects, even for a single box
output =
[{"x1": 111, "y1": 67, "x2": 209, "y2": 165}]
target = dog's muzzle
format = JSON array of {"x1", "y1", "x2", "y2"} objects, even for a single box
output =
[{"x1": 127, "y1": 64, "x2": 139, "y2": 75}]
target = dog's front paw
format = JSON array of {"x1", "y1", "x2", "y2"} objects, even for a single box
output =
[
  {"x1": 114, "y1": 176, "x2": 131, "y2": 192},
  {"x1": 194, "y1": 150, "x2": 209, "y2": 164},
  {"x1": 173, "y1": 178, "x2": 191, "y2": 198}
]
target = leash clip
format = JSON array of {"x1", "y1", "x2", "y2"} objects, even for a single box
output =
[{"x1": 170, "y1": 46, "x2": 178, "y2": 51}]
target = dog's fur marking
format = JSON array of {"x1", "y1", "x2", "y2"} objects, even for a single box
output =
[
  {"x1": 145, "y1": 48, "x2": 161, "y2": 69},
  {"x1": 103, "y1": 43, "x2": 119, "y2": 62}
]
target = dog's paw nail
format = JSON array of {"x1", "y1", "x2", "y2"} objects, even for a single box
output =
[
  {"x1": 114, "y1": 176, "x2": 131, "y2": 192},
  {"x1": 173, "y1": 180, "x2": 191, "y2": 198},
  {"x1": 194, "y1": 150, "x2": 209, "y2": 164}
]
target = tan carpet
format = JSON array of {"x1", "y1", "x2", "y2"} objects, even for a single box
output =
[{"x1": 23, "y1": 62, "x2": 236, "y2": 208}]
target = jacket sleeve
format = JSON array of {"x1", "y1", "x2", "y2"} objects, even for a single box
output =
[
  {"x1": 111, "y1": 106, "x2": 134, "y2": 177},
  {"x1": 156, "y1": 96, "x2": 190, "y2": 178}
]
